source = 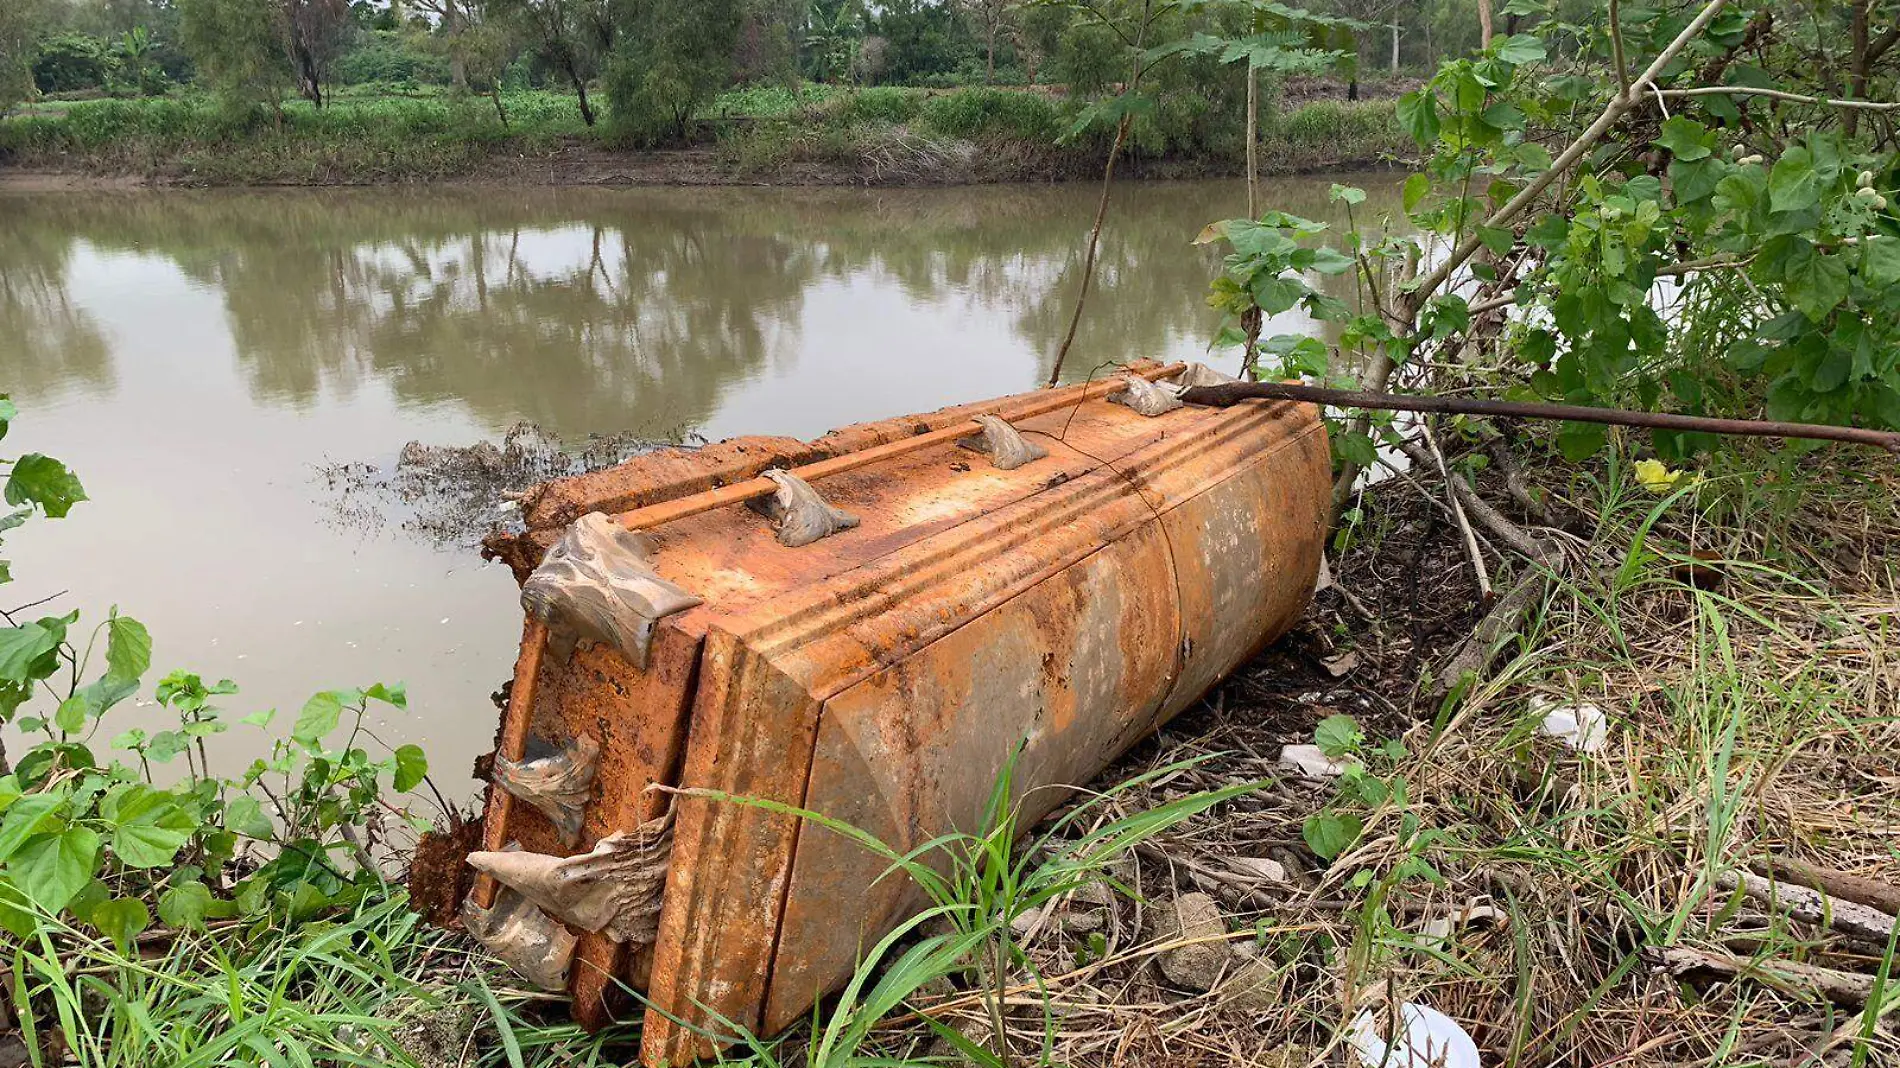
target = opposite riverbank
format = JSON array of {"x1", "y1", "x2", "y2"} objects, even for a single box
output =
[{"x1": 0, "y1": 83, "x2": 1408, "y2": 188}]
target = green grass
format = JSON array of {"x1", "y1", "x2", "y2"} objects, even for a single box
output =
[{"x1": 1, "y1": 84, "x2": 1406, "y2": 185}]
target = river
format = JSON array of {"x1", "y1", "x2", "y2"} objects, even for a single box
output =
[{"x1": 0, "y1": 175, "x2": 1401, "y2": 803}]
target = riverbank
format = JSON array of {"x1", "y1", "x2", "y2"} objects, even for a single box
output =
[{"x1": 0, "y1": 85, "x2": 1408, "y2": 188}]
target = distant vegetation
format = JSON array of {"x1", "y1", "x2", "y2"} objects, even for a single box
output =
[{"x1": 0, "y1": 0, "x2": 1439, "y2": 184}]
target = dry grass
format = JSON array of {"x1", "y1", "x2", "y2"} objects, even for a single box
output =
[{"x1": 808, "y1": 442, "x2": 1900, "y2": 1068}]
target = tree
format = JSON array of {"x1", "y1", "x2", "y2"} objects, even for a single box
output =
[
  {"x1": 179, "y1": 0, "x2": 293, "y2": 118},
  {"x1": 953, "y1": 0, "x2": 1019, "y2": 83},
  {"x1": 282, "y1": 0, "x2": 352, "y2": 106},
  {"x1": 803, "y1": 0, "x2": 863, "y2": 83},
  {"x1": 606, "y1": 0, "x2": 744, "y2": 143},
  {"x1": 0, "y1": 0, "x2": 40, "y2": 113},
  {"x1": 490, "y1": 0, "x2": 610, "y2": 124}
]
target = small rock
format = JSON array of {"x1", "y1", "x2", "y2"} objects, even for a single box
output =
[
  {"x1": 1227, "y1": 856, "x2": 1288, "y2": 883},
  {"x1": 1220, "y1": 956, "x2": 1282, "y2": 1015},
  {"x1": 1151, "y1": 892, "x2": 1229, "y2": 991},
  {"x1": 1279, "y1": 744, "x2": 1355, "y2": 778}
]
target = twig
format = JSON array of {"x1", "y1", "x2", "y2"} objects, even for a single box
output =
[
  {"x1": 1420, "y1": 423, "x2": 1492, "y2": 599},
  {"x1": 1717, "y1": 869, "x2": 1898, "y2": 945},
  {"x1": 1657, "y1": 85, "x2": 1900, "y2": 111},
  {"x1": 1646, "y1": 945, "x2": 1880, "y2": 1008},
  {"x1": 1431, "y1": 559, "x2": 1564, "y2": 697},
  {"x1": 1177, "y1": 381, "x2": 1900, "y2": 455}
]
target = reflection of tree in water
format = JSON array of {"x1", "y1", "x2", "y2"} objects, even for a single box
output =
[
  {"x1": 0, "y1": 210, "x2": 113, "y2": 403},
  {"x1": 1, "y1": 176, "x2": 1402, "y2": 436}
]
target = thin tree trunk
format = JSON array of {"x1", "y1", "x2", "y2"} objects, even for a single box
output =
[
  {"x1": 1044, "y1": 0, "x2": 1153, "y2": 386},
  {"x1": 447, "y1": 0, "x2": 468, "y2": 90},
  {"x1": 1848, "y1": 0, "x2": 1869, "y2": 137},
  {"x1": 1046, "y1": 113, "x2": 1132, "y2": 387},
  {"x1": 1478, "y1": 0, "x2": 1494, "y2": 48},
  {"x1": 1245, "y1": 67, "x2": 1258, "y2": 218},
  {"x1": 1390, "y1": 19, "x2": 1399, "y2": 72},
  {"x1": 566, "y1": 59, "x2": 595, "y2": 126},
  {"x1": 986, "y1": 26, "x2": 996, "y2": 83},
  {"x1": 492, "y1": 84, "x2": 509, "y2": 126}
]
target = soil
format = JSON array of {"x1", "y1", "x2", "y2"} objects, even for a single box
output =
[{"x1": 317, "y1": 423, "x2": 688, "y2": 549}]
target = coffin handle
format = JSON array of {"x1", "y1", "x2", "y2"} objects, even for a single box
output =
[
  {"x1": 521, "y1": 512, "x2": 703, "y2": 669},
  {"x1": 957, "y1": 415, "x2": 1048, "y2": 471},
  {"x1": 461, "y1": 878, "x2": 578, "y2": 991},
  {"x1": 466, "y1": 812, "x2": 674, "y2": 948},
  {"x1": 1109, "y1": 373, "x2": 1185, "y2": 417},
  {"x1": 748, "y1": 470, "x2": 859, "y2": 547},
  {"x1": 493, "y1": 733, "x2": 600, "y2": 846}
]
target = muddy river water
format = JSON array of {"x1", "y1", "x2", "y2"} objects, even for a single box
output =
[{"x1": 0, "y1": 175, "x2": 1401, "y2": 802}]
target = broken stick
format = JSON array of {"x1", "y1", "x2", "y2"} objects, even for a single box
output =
[{"x1": 1178, "y1": 382, "x2": 1900, "y2": 455}]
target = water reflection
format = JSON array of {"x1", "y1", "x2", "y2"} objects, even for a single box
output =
[
  {"x1": 1, "y1": 177, "x2": 1403, "y2": 440},
  {"x1": 0, "y1": 177, "x2": 1404, "y2": 797}
]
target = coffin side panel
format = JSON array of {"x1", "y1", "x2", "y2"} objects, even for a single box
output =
[
  {"x1": 641, "y1": 628, "x2": 824, "y2": 1067},
  {"x1": 762, "y1": 520, "x2": 1181, "y2": 1031}
]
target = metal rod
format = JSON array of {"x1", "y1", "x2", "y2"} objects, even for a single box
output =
[
  {"x1": 1177, "y1": 381, "x2": 1900, "y2": 454},
  {"x1": 473, "y1": 616, "x2": 550, "y2": 909}
]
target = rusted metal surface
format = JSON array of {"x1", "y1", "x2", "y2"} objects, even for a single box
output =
[{"x1": 465, "y1": 366, "x2": 1330, "y2": 1066}]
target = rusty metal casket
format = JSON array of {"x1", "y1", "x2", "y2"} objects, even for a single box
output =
[{"x1": 470, "y1": 361, "x2": 1330, "y2": 1066}]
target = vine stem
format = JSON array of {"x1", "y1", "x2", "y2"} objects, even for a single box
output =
[{"x1": 1176, "y1": 380, "x2": 1900, "y2": 455}]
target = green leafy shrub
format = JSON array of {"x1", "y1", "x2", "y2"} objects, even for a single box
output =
[
  {"x1": 0, "y1": 396, "x2": 436, "y2": 950},
  {"x1": 838, "y1": 85, "x2": 922, "y2": 124},
  {"x1": 918, "y1": 87, "x2": 1058, "y2": 142}
]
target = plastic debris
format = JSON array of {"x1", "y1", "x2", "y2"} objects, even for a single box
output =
[
  {"x1": 1347, "y1": 1002, "x2": 1481, "y2": 1068},
  {"x1": 1532, "y1": 697, "x2": 1608, "y2": 753}
]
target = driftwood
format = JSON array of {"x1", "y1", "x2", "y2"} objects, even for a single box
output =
[
  {"x1": 1718, "y1": 869, "x2": 1898, "y2": 945},
  {"x1": 1755, "y1": 855, "x2": 1900, "y2": 917},
  {"x1": 1646, "y1": 945, "x2": 1879, "y2": 1008}
]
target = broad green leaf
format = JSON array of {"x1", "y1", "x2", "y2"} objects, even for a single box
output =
[
  {"x1": 1395, "y1": 90, "x2": 1439, "y2": 145},
  {"x1": 0, "y1": 877, "x2": 34, "y2": 938},
  {"x1": 1402, "y1": 172, "x2": 1431, "y2": 214},
  {"x1": 364, "y1": 681, "x2": 407, "y2": 710},
  {"x1": 1333, "y1": 431, "x2": 1377, "y2": 467},
  {"x1": 104, "y1": 615, "x2": 151, "y2": 684},
  {"x1": 293, "y1": 690, "x2": 345, "y2": 746},
  {"x1": 54, "y1": 696, "x2": 87, "y2": 735},
  {"x1": 158, "y1": 881, "x2": 215, "y2": 929},
  {"x1": 0, "y1": 793, "x2": 64, "y2": 862},
  {"x1": 1669, "y1": 157, "x2": 1723, "y2": 204},
  {"x1": 1491, "y1": 33, "x2": 1545, "y2": 65},
  {"x1": 11, "y1": 826, "x2": 101, "y2": 914},
  {"x1": 146, "y1": 730, "x2": 188, "y2": 763},
  {"x1": 1654, "y1": 116, "x2": 1713, "y2": 161},
  {"x1": 1861, "y1": 238, "x2": 1900, "y2": 286},
  {"x1": 1810, "y1": 346, "x2": 1852, "y2": 392},
  {"x1": 1786, "y1": 252, "x2": 1850, "y2": 321},
  {"x1": 89, "y1": 896, "x2": 150, "y2": 952},
  {"x1": 393, "y1": 744, "x2": 428, "y2": 793},
  {"x1": 0, "y1": 398, "x2": 13, "y2": 442},
  {"x1": 1477, "y1": 225, "x2": 1515, "y2": 256},
  {"x1": 1329, "y1": 183, "x2": 1366, "y2": 206},
  {"x1": 0, "y1": 623, "x2": 58, "y2": 684},
  {"x1": 1314, "y1": 714, "x2": 1363, "y2": 757},
  {"x1": 1302, "y1": 811, "x2": 1362, "y2": 860},
  {"x1": 1557, "y1": 421, "x2": 1609, "y2": 461},
  {"x1": 104, "y1": 785, "x2": 197, "y2": 868},
  {"x1": 3, "y1": 455, "x2": 86, "y2": 519},
  {"x1": 224, "y1": 795, "x2": 274, "y2": 839},
  {"x1": 1767, "y1": 147, "x2": 1821, "y2": 213}
]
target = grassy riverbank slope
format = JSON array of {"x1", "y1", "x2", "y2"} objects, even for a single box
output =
[{"x1": 0, "y1": 83, "x2": 1406, "y2": 187}]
